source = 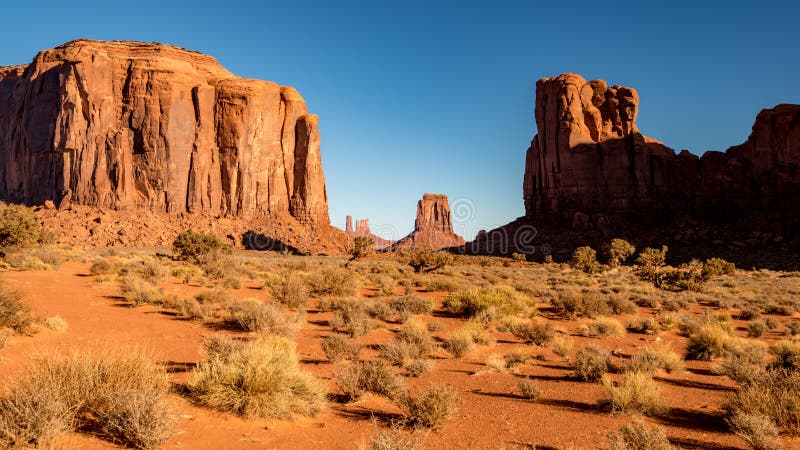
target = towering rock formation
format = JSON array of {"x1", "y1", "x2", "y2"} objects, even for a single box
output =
[
  {"x1": 0, "y1": 40, "x2": 329, "y2": 225},
  {"x1": 344, "y1": 215, "x2": 394, "y2": 250},
  {"x1": 395, "y1": 193, "x2": 465, "y2": 250},
  {"x1": 523, "y1": 73, "x2": 800, "y2": 224}
]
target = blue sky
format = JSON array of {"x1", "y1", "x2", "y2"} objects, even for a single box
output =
[{"x1": 2, "y1": 1, "x2": 799, "y2": 240}]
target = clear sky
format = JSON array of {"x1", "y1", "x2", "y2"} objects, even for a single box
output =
[{"x1": 2, "y1": 1, "x2": 798, "y2": 240}]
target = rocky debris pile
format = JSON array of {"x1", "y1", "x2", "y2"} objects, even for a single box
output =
[{"x1": 394, "y1": 194, "x2": 465, "y2": 250}]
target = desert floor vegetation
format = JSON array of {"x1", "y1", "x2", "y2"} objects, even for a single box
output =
[{"x1": 1, "y1": 245, "x2": 800, "y2": 448}]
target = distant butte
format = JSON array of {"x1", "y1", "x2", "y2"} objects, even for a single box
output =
[{"x1": 394, "y1": 193, "x2": 465, "y2": 250}]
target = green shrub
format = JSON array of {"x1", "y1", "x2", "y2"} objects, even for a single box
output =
[
  {"x1": 188, "y1": 336, "x2": 326, "y2": 419},
  {"x1": 571, "y1": 246, "x2": 601, "y2": 273},
  {"x1": 395, "y1": 384, "x2": 457, "y2": 430},
  {"x1": 605, "y1": 239, "x2": 636, "y2": 267},
  {"x1": 703, "y1": 257, "x2": 736, "y2": 277},
  {"x1": 347, "y1": 236, "x2": 374, "y2": 266},
  {"x1": 574, "y1": 345, "x2": 611, "y2": 382},
  {"x1": 0, "y1": 202, "x2": 50, "y2": 249},
  {"x1": 633, "y1": 246, "x2": 668, "y2": 282},
  {"x1": 399, "y1": 246, "x2": 454, "y2": 273},
  {"x1": 172, "y1": 230, "x2": 231, "y2": 263}
]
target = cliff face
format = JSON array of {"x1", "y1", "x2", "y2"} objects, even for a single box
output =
[
  {"x1": 395, "y1": 193, "x2": 465, "y2": 250},
  {"x1": 0, "y1": 40, "x2": 328, "y2": 224},
  {"x1": 523, "y1": 73, "x2": 800, "y2": 223}
]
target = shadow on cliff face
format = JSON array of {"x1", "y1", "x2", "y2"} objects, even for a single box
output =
[{"x1": 240, "y1": 231, "x2": 301, "y2": 255}]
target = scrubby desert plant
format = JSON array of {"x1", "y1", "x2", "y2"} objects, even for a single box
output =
[
  {"x1": 442, "y1": 329, "x2": 474, "y2": 359},
  {"x1": 574, "y1": 345, "x2": 611, "y2": 382},
  {"x1": 308, "y1": 268, "x2": 358, "y2": 297},
  {"x1": 571, "y1": 246, "x2": 602, "y2": 273},
  {"x1": 119, "y1": 276, "x2": 163, "y2": 306},
  {"x1": 269, "y1": 273, "x2": 308, "y2": 308},
  {"x1": 0, "y1": 202, "x2": 50, "y2": 249},
  {"x1": 0, "y1": 285, "x2": 33, "y2": 334},
  {"x1": 685, "y1": 323, "x2": 737, "y2": 360},
  {"x1": 442, "y1": 286, "x2": 533, "y2": 321},
  {"x1": 606, "y1": 421, "x2": 673, "y2": 450},
  {"x1": 605, "y1": 238, "x2": 636, "y2": 267},
  {"x1": 395, "y1": 384, "x2": 457, "y2": 430},
  {"x1": 172, "y1": 230, "x2": 231, "y2": 263},
  {"x1": 584, "y1": 317, "x2": 626, "y2": 338},
  {"x1": 769, "y1": 340, "x2": 800, "y2": 370},
  {"x1": 509, "y1": 320, "x2": 555, "y2": 346},
  {"x1": 627, "y1": 343, "x2": 683, "y2": 373},
  {"x1": 322, "y1": 334, "x2": 362, "y2": 362},
  {"x1": 725, "y1": 368, "x2": 800, "y2": 434},
  {"x1": 388, "y1": 295, "x2": 433, "y2": 322},
  {"x1": 188, "y1": 336, "x2": 326, "y2": 419},
  {"x1": 748, "y1": 319, "x2": 769, "y2": 338},
  {"x1": 603, "y1": 371, "x2": 664, "y2": 415},
  {"x1": 406, "y1": 359, "x2": 435, "y2": 377},
  {"x1": 329, "y1": 301, "x2": 378, "y2": 337},
  {"x1": 550, "y1": 335, "x2": 574, "y2": 359},
  {"x1": 225, "y1": 300, "x2": 303, "y2": 336},
  {"x1": 399, "y1": 246, "x2": 454, "y2": 274},
  {"x1": 726, "y1": 412, "x2": 781, "y2": 450},
  {"x1": 714, "y1": 342, "x2": 768, "y2": 387},
  {"x1": 395, "y1": 319, "x2": 432, "y2": 358},
  {"x1": 634, "y1": 246, "x2": 668, "y2": 282},
  {"x1": 0, "y1": 347, "x2": 174, "y2": 449},
  {"x1": 347, "y1": 236, "x2": 374, "y2": 266},
  {"x1": 518, "y1": 378, "x2": 541, "y2": 401},
  {"x1": 335, "y1": 360, "x2": 404, "y2": 402},
  {"x1": 703, "y1": 257, "x2": 736, "y2": 277}
]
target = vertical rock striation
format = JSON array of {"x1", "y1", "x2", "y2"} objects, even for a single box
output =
[{"x1": 0, "y1": 40, "x2": 329, "y2": 224}]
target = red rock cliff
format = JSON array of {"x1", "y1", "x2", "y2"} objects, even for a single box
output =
[
  {"x1": 523, "y1": 73, "x2": 800, "y2": 223},
  {"x1": 0, "y1": 40, "x2": 329, "y2": 224}
]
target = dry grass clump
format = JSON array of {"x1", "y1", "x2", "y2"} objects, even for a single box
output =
[
  {"x1": 90, "y1": 257, "x2": 120, "y2": 276},
  {"x1": 44, "y1": 316, "x2": 68, "y2": 333},
  {"x1": 329, "y1": 300, "x2": 379, "y2": 337},
  {"x1": 714, "y1": 342, "x2": 768, "y2": 386},
  {"x1": 120, "y1": 256, "x2": 167, "y2": 284},
  {"x1": 0, "y1": 347, "x2": 174, "y2": 449},
  {"x1": 394, "y1": 384, "x2": 457, "y2": 430},
  {"x1": 335, "y1": 360, "x2": 404, "y2": 402},
  {"x1": 368, "y1": 425, "x2": 427, "y2": 450},
  {"x1": 188, "y1": 336, "x2": 326, "y2": 419},
  {"x1": 747, "y1": 319, "x2": 769, "y2": 338},
  {"x1": 685, "y1": 323, "x2": 737, "y2": 360},
  {"x1": 224, "y1": 300, "x2": 303, "y2": 336},
  {"x1": 606, "y1": 421, "x2": 673, "y2": 450},
  {"x1": 194, "y1": 286, "x2": 232, "y2": 305},
  {"x1": 423, "y1": 276, "x2": 463, "y2": 293},
  {"x1": 442, "y1": 329, "x2": 473, "y2": 359},
  {"x1": 399, "y1": 246, "x2": 454, "y2": 274},
  {"x1": 509, "y1": 320, "x2": 555, "y2": 346},
  {"x1": 602, "y1": 371, "x2": 665, "y2": 415},
  {"x1": 583, "y1": 317, "x2": 626, "y2": 338},
  {"x1": 269, "y1": 273, "x2": 308, "y2": 308},
  {"x1": 769, "y1": 340, "x2": 800, "y2": 370},
  {"x1": 7, "y1": 246, "x2": 65, "y2": 271},
  {"x1": 405, "y1": 359, "x2": 435, "y2": 377},
  {"x1": 517, "y1": 378, "x2": 540, "y2": 401},
  {"x1": 442, "y1": 286, "x2": 534, "y2": 321},
  {"x1": 388, "y1": 295, "x2": 433, "y2": 322},
  {"x1": 550, "y1": 335, "x2": 574, "y2": 359},
  {"x1": 550, "y1": 291, "x2": 635, "y2": 319},
  {"x1": 627, "y1": 343, "x2": 683, "y2": 373},
  {"x1": 322, "y1": 334, "x2": 362, "y2": 362},
  {"x1": 395, "y1": 319, "x2": 432, "y2": 356},
  {"x1": 725, "y1": 368, "x2": 800, "y2": 434},
  {"x1": 119, "y1": 275, "x2": 164, "y2": 306},
  {"x1": 308, "y1": 268, "x2": 358, "y2": 297},
  {"x1": 574, "y1": 345, "x2": 611, "y2": 382},
  {"x1": 726, "y1": 413, "x2": 781, "y2": 450},
  {"x1": 0, "y1": 284, "x2": 33, "y2": 334}
]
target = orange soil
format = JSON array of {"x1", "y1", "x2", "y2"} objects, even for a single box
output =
[{"x1": 2, "y1": 261, "x2": 799, "y2": 449}]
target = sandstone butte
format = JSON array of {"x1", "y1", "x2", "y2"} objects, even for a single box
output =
[
  {"x1": 0, "y1": 40, "x2": 343, "y2": 252},
  {"x1": 523, "y1": 73, "x2": 800, "y2": 224},
  {"x1": 345, "y1": 215, "x2": 395, "y2": 250},
  {"x1": 394, "y1": 193, "x2": 465, "y2": 250},
  {"x1": 468, "y1": 73, "x2": 800, "y2": 262}
]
